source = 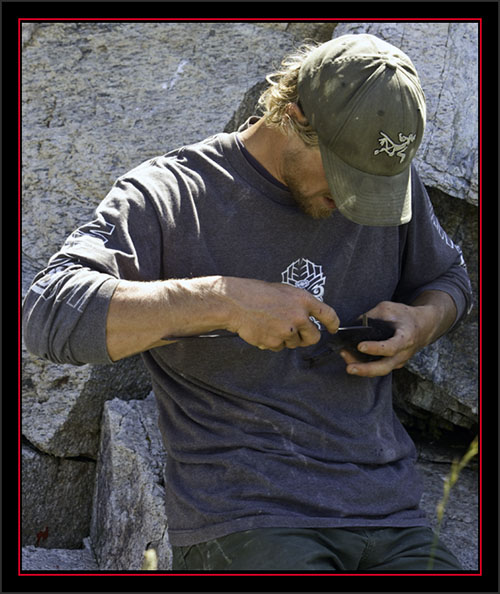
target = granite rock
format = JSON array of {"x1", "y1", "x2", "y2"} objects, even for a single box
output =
[
  {"x1": 21, "y1": 445, "x2": 96, "y2": 549},
  {"x1": 89, "y1": 392, "x2": 171, "y2": 570},
  {"x1": 21, "y1": 539, "x2": 98, "y2": 571},
  {"x1": 415, "y1": 435, "x2": 479, "y2": 571},
  {"x1": 21, "y1": 342, "x2": 151, "y2": 459},
  {"x1": 21, "y1": 22, "x2": 303, "y2": 271}
]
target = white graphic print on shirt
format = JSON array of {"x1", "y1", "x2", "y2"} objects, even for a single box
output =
[{"x1": 281, "y1": 258, "x2": 326, "y2": 329}]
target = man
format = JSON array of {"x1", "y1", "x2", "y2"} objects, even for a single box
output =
[{"x1": 23, "y1": 34, "x2": 472, "y2": 571}]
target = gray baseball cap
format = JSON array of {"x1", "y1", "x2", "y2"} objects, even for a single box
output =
[{"x1": 297, "y1": 34, "x2": 426, "y2": 226}]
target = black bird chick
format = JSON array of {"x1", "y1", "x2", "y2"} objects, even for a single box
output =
[
  {"x1": 304, "y1": 318, "x2": 396, "y2": 367},
  {"x1": 335, "y1": 318, "x2": 396, "y2": 362}
]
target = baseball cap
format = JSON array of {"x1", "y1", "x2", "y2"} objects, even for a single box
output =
[{"x1": 297, "y1": 34, "x2": 426, "y2": 226}]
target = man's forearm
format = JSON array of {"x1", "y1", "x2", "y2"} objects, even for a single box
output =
[{"x1": 106, "y1": 276, "x2": 230, "y2": 361}]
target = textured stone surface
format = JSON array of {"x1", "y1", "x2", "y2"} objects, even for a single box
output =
[
  {"x1": 22, "y1": 342, "x2": 151, "y2": 459},
  {"x1": 415, "y1": 436, "x2": 479, "y2": 571},
  {"x1": 333, "y1": 22, "x2": 479, "y2": 204},
  {"x1": 21, "y1": 445, "x2": 96, "y2": 549},
  {"x1": 21, "y1": 540, "x2": 98, "y2": 571},
  {"x1": 21, "y1": 22, "x2": 304, "y2": 272},
  {"x1": 89, "y1": 393, "x2": 171, "y2": 570},
  {"x1": 392, "y1": 192, "x2": 478, "y2": 430}
]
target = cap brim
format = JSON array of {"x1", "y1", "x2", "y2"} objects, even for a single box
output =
[{"x1": 320, "y1": 145, "x2": 412, "y2": 227}]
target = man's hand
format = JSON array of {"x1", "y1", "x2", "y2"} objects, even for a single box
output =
[
  {"x1": 223, "y1": 278, "x2": 340, "y2": 351},
  {"x1": 339, "y1": 291, "x2": 457, "y2": 377}
]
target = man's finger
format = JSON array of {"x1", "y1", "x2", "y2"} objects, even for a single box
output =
[
  {"x1": 284, "y1": 328, "x2": 304, "y2": 349},
  {"x1": 340, "y1": 350, "x2": 396, "y2": 377},
  {"x1": 357, "y1": 327, "x2": 408, "y2": 358},
  {"x1": 340, "y1": 346, "x2": 409, "y2": 377},
  {"x1": 357, "y1": 339, "x2": 397, "y2": 358},
  {"x1": 308, "y1": 300, "x2": 339, "y2": 334},
  {"x1": 295, "y1": 321, "x2": 321, "y2": 347}
]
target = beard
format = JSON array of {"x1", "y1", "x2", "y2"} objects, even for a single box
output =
[
  {"x1": 283, "y1": 174, "x2": 335, "y2": 220},
  {"x1": 291, "y1": 189, "x2": 334, "y2": 220},
  {"x1": 281, "y1": 147, "x2": 335, "y2": 220}
]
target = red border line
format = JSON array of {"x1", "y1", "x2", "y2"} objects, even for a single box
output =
[
  {"x1": 22, "y1": 571, "x2": 477, "y2": 578},
  {"x1": 18, "y1": 14, "x2": 23, "y2": 580},
  {"x1": 477, "y1": 15, "x2": 483, "y2": 578},
  {"x1": 18, "y1": 17, "x2": 483, "y2": 22}
]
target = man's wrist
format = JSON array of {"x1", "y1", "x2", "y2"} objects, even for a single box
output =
[{"x1": 411, "y1": 290, "x2": 457, "y2": 346}]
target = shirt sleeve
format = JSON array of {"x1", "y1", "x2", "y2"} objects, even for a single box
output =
[
  {"x1": 22, "y1": 176, "x2": 164, "y2": 365},
  {"x1": 393, "y1": 166, "x2": 474, "y2": 329}
]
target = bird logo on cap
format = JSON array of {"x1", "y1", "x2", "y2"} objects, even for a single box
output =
[{"x1": 374, "y1": 131, "x2": 416, "y2": 163}]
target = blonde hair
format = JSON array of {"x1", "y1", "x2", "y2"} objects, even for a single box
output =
[{"x1": 258, "y1": 43, "x2": 320, "y2": 147}]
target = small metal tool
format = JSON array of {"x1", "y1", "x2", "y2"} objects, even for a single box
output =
[
  {"x1": 162, "y1": 315, "x2": 371, "y2": 342},
  {"x1": 161, "y1": 330, "x2": 238, "y2": 341}
]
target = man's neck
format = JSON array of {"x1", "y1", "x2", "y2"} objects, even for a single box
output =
[{"x1": 238, "y1": 118, "x2": 288, "y2": 185}]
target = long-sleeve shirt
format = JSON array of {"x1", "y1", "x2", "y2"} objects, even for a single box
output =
[{"x1": 22, "y1": 128, "x2": 473, "y2": 546}]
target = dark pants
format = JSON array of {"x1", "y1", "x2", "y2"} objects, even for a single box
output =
[{"x1": 172, "y1": 526, "x2": 463, "y2": 571}]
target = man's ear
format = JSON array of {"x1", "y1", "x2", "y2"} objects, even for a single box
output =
[{"x1": 286, "y1": 102, "x2": 309, "y2": 125}]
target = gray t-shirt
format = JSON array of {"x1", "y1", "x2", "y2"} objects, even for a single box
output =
[{"x1": 23, "y1": 129, "x2": 472, "y2": 546}]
